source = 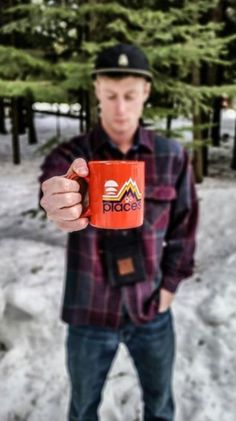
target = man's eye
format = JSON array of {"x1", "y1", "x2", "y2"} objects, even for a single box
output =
[{"x1": 107, "y1": 96, "x2": 115, "y2": 100}]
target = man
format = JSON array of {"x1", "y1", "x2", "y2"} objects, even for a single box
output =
[{"x1": 40, "y1": 44, "x2": 198, "y2": 421}]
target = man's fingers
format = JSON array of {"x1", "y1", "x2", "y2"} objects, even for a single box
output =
[
  {"x1": 66, "y1": 158, "x2": 89, "y2": 178},
  {"x1": 42, "y1": 192, "x2": 82, "y2": 213},
  {"x1": 48, "y1": 204, "x2": 83, "y2": 221},
  {"x1": 42, "y1": 176, "x2": 80, "y2": 195},
  {"x1": 41, "y1": 158, "x2": 89, "y2": 196},
  {"x1": 54, "y1": 217, "x2": 89, "y2": 232},
  {"x1": 158, "y1": 289, "x2": 175, "y2": 313}
]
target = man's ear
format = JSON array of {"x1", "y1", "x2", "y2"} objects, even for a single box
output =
[
  {"x1": 93, "y1": 79, "x2": 100, "y2": 101},
  {"x1": 143, "y1": 82, "x2": 151, "y2": 102}
]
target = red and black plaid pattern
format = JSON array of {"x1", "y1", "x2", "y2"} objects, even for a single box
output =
[{"x1": 39, "y1": 124, "x2": 198, "y2": 328}]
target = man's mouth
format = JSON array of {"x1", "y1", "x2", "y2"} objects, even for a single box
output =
[{"x1": 114, "y1": 118, "x2": 127, "y2": 123}]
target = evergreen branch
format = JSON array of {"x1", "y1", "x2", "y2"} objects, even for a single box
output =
[
  {"x1": 4, "y1": 4, "x2": 75, "y2": 20},
  {"x1": 77, "y1": 3, "x2": 173, "y2": 31},
  {"x1": 148, "y1": 36, "x2": 232, "y2": 68},
  {"x1": 170, "y1": 0, "x2": 220, "y2": 23},
  {"x1": 161, "y1": 81, "x2": 236, "y2": 100},
  {"x1": 0, "y1": 18, "x2": 33, "y2": 35},
  {"x1": 0, "y1": 80, "x2": 66, "y2": 103},
  {"x1": 3, "y1": 4, "x2": 42, "y2": 15},
  {"x1": 57, "y1": 61, "x2": 93, "y2": 90},
  {"x1": 0, "y1": 46, "x2": 60, "y2": 80},
  {"x1": 106, "y1": 19, "x2": 144, "y2": 44}
]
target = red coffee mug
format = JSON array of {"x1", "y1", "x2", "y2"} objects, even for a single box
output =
[{"x1": 67, "y1": 160, "x2": 145, "y2": 229}]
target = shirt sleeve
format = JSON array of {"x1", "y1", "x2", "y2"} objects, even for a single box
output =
[
  {"x1": 161, "y1": 149, "x2": 199, "y2": 293},
  {"x1": 38, "y1": 141, "x2": 79, "y2": 206},
  {"x1": 39, "y1": 142, "x2": 77, "y2": 182}
]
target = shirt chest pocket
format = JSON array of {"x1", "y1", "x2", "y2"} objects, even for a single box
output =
[{"x1": 144, "y1": 186, "x2": 176, "y2": 228}]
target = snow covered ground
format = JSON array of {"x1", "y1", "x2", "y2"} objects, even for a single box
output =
[{"x1": 0, "y1": 114, "x2": 236, "y2": 421}]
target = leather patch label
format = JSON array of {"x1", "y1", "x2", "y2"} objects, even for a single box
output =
[{"x1": 117, "y1": 257, "x2": 135, "y2": 276}]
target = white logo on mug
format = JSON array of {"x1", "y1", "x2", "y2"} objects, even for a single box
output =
[{"x1": 102, "y1": 178, "x2": 142, "y2": 213}]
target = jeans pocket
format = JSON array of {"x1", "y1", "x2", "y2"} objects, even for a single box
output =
[{"x1": 158, "y1": 307, "x2": 171, "y2": 316}]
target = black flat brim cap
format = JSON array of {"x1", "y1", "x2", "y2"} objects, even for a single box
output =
[{"x1": 91, "y1": 44, "x2": 152, "y2": 81}]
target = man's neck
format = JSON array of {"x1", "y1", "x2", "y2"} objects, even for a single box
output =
[{"x1": 101, "y1": 121, "x2": 138, "y2": 154}]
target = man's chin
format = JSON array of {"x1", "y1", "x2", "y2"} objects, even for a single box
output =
[{"x1": 112, "y1": 121, "x2": 131, "y2": 132}]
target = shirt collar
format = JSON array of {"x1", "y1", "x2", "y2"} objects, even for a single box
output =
[{"x1": 90, "y1": 121, "x2": 154, "y2": 154}]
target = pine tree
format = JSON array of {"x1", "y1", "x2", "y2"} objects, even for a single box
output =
[
  {"x1": 1, "y1": 1, "x2": 235, "y2": 102},
  {"x1": 1, "y1": 0, "x2": 236, "y2": 176}
]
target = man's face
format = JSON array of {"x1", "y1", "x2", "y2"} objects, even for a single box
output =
[{"x1": 94, "y1": 76, "x2": 151, "y2": 135}]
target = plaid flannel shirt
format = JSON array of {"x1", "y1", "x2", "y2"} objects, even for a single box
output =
[{"x1": 39, "y1": 124, "x2": 198, "y2": 328}]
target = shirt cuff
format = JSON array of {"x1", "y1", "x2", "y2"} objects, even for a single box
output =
[{"x1": 161, "y1": 274, "x2": 182, "y2": 293}]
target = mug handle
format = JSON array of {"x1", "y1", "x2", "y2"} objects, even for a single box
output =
[{"x1": 66, "y1": 170, "x2": 91, "y2": 218}]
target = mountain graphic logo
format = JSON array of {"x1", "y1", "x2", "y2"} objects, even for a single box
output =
[
  {"x1": 102, "y1": 178, "x2": 142, "y2": 213},
  {"x1": 103, "y1": 178, "x2": 142, "y2": 201}
]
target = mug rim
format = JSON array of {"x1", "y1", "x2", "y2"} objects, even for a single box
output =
[{"x1": 89, "y1": 160, "x2": 144, "y2": 165}]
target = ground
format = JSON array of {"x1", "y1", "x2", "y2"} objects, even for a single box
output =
[{"x1": 0, "y1": 114, "x2": 236, "y2": 421}]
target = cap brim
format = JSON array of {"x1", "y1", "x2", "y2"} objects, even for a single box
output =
[{"x1": 91, "y1": 67, "x2": 152, "y2": 80}]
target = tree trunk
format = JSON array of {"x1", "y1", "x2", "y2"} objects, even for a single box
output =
[
  {"x1": 209, "y1": 1, "x2": 225, "y2": 146},
  {"x1": 84, "y1": 90, "x2": 91, "y2": 131},
  {"x1": 192, "y1": 113, "x2": 203, "y2": 183},
  {"x1": 86, "y1": 0, "x2": 102, "y2": 128},
  {"x1": 79, "y1": 91, "x2": 85, "y2": 133},
  {"x1": 192, "y1": 66, "x2": 203, "y2": 183},
  {"x1": 25, "y1": 91, "x2": 37, "y2": 144},
  {"x1": 200, "y1": 109, "x2": 210, "y2": 176},
  {"x1": 231, "y1": 114, "x2": 236, "y2": 170},
  {"x1": 18, "y1": 96, "x2": 26, "y2": 135},
  {"x1": 166, "y1": 114, "x2": 172, "y2": 138},
  {"x1": 11, "y1": 97, "x2": 21, "y2": 164},
  {"x1": 211, "y1": 96, "x2": 221, "y2": 147},
  {"x1": 0, "y1": 97, "x2": 7, "y2": 134}
]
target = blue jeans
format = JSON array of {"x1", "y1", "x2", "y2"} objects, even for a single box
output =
[{"x1": 66, "y1": 309, "x2": 175, "y2": 421}]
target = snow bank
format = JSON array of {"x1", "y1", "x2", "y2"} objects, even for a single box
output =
[{"x1": 0, "y1": 114, "x2": 236, "y2": 421}]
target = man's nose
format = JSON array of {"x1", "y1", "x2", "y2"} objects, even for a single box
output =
[{"x1": 115, "y1": 99, "x2": 126, "y2": 115}]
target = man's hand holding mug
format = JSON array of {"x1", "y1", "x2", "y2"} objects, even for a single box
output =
[{"x1": 40, "y1": 158, "x2": 89, "y2": 232}]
